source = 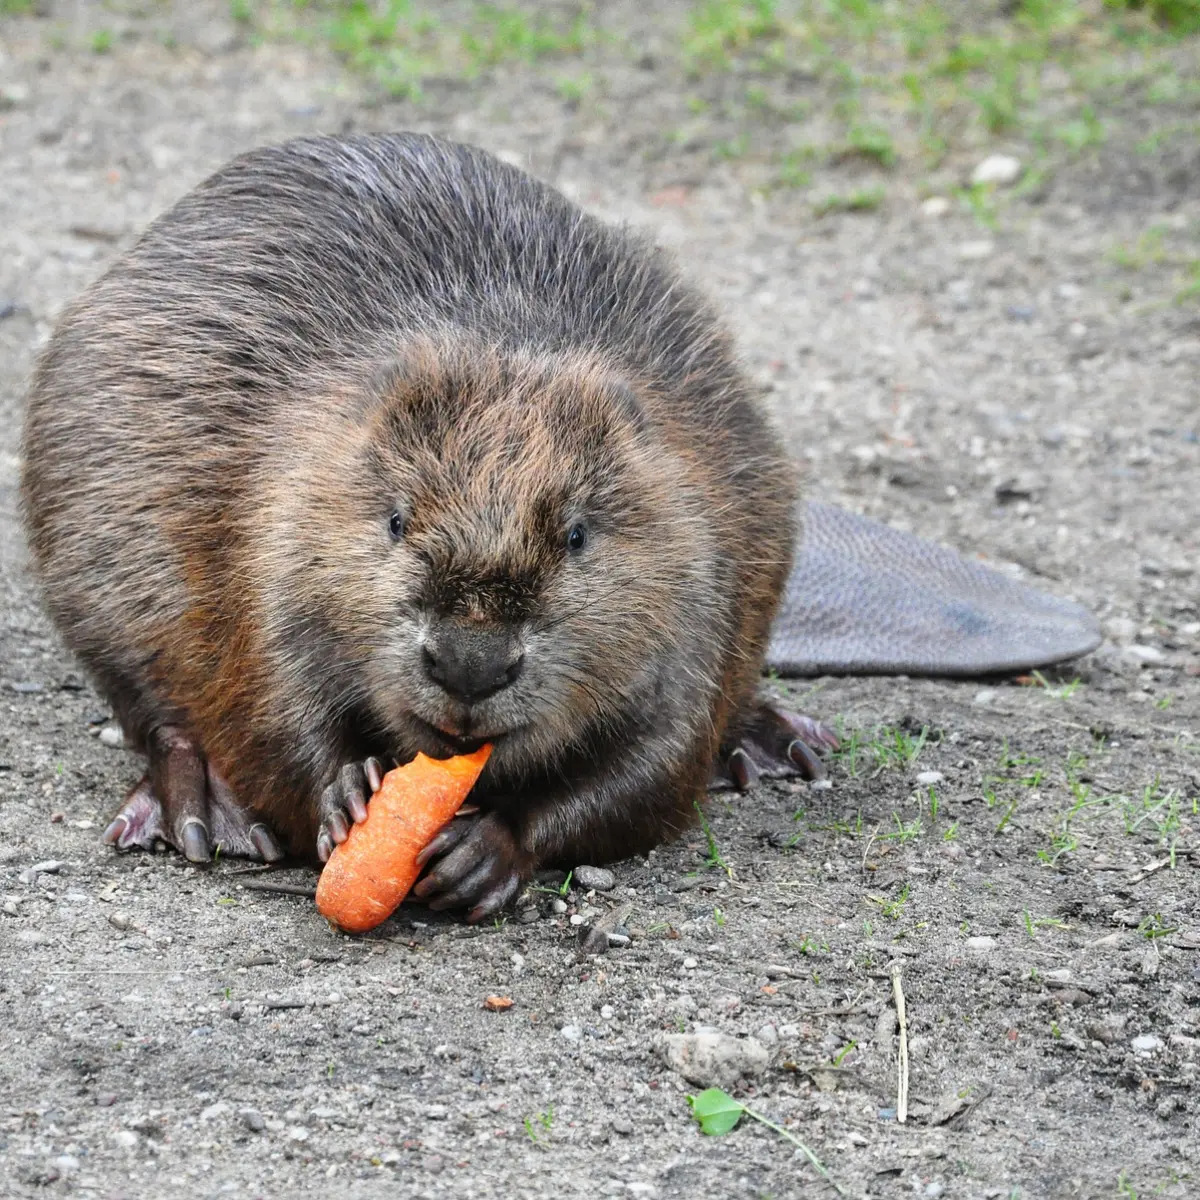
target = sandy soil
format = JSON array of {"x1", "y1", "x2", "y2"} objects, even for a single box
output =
[{"x1": 1, "y1": 4, "x2": 1197, "y2": 1198}]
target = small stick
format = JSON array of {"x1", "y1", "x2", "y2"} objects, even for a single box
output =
[
  {"x1": 240, "y1": 880, "x2": 317, "y2": 898},
  {"x1": 891, "y1": 960, "x2": 909, "y2": 1125}
]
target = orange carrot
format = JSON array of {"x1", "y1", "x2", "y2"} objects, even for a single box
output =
[{"x1": 315, "y1": 744, "x2": 491, "y2": 933}]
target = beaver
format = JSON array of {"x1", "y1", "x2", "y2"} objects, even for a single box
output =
[{"x1": 21, "y1": 132, "x2": 833, "y2": 920}]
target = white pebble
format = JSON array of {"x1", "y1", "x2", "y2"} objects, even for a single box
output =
[
  {"x1": 560, "y1": 1024, "x2": 583, "y2": 1042},
  {"x1": 970, "y1": 154, "x2": 1022, "y2": 186},
  {"x1": 1131, "y1": 1034, "x2": 1163, "y2": 1054},
  {"x1": 973, "y1": 689, "x2": 998, "y2": 707},
  {"x1": 916, "y1": 771, "x2": 944, "y2": 786},
  {"x1": 99, "y1": 725, "x2": 126, "y2": 748},
  {"x1": 1123, "y1": 644, "x2": 1164, "y2": 664},
  {"x1": 920, "y1": 196, "x2": 951, "y2": 217},
  {"x1": 957, "y1": 239, "x2": 995, "y2": 260},
  {"x1": 600, "y1": 1004, "x2": 615, "y2": 1020},
  {"x1": 112, "y1": 1130, "x2": 138, "y2": 1150},
  {"x1": 682, "y1": 957, "x2": 698, "y2": 970},
  {"x1": 965, "y1": 936, "x2": 996, "y2": 953}
]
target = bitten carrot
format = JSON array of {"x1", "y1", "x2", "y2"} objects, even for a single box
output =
[{"x1": 315, "y1": 744, "x2": 491, "y2": 933}]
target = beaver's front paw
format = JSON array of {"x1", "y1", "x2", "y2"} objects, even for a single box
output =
[
  {"x1": 411, "y1": 811, "x2": 533, "y2": 922},
  {"x1": 315, "y1": 757, "x2": 385, "y2": 862}
]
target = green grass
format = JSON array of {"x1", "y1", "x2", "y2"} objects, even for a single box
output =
[
  {"x1": 833, "y1": 723, "x2": 930, "y2": 776},
  {"x1": 246, "y1": 1, "x2": 593, "y2": 99},
  {"x1": 229, "y1": 0, "x2": 1200, "y2": 207}
]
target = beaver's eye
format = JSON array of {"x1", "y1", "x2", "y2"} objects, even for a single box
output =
[
  {"x1": 388, "y1": 511, "x2": 405, "y2": 541},
  {"x1": 567, "y1": 523, "x2": 587, "y2": 554}
]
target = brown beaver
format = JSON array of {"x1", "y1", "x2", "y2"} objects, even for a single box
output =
[{"x1": 20, "y1": 133, "x2": 833, "y2": 919}]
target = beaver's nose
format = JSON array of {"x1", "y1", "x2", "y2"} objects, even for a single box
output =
[{"x1": 422, "y1": 622, "x2": 524, "y2": 705}]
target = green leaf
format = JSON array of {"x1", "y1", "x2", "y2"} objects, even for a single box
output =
[{"x1": 687, "y1": 1088, "x2": 745, "y2": 1136}]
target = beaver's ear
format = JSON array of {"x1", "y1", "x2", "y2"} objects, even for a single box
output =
[{"x1": 603, "y1": 378, "x2": 652, "y2": 439}]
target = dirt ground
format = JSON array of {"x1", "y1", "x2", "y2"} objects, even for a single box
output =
[{"x1": 1, "y1": 3, "x2": 1198, "y2": 1198}]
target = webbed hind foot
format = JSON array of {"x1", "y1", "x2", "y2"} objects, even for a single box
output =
[
  {"x1": 101, "y1": 726, "x2": 284, "y2": 863},
  {"x1": 713, "y1": 704, "x2": 839, "y2": 791}
]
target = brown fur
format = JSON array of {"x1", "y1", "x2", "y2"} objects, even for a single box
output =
[{"x1": 21, "y1": 133, "x2": 795, "y2": 869}]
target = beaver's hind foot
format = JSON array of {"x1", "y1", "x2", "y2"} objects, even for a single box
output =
[
  {"x1": 716, "y1": 705, "x2": 840, "y2": 790},
  {"x1": 101, "y1": 726, "x2": 284, "y2": 863}
]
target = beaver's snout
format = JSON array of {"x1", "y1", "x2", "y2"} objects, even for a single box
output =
[{"x1": 421, "y1": 619, "x2": 526, "y2": 706}]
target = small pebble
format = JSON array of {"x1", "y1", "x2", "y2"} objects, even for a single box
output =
[
  {"x1": 240, "y1": 1108, "x2": 266, "y2": 1132},
  {"x1": 517, "y1": 907, "x2": 539, "y2": 924},
  {"x1": 920, "y1": 196, "x2": 950, "y2": 217},
  {"x1": 550, "y1": 898, "x2": 568, "y2": 915},
  {"x1": 53, "y1": 1155, "x2": 80, "y2": 1175},
  {"x1": 108, "y1": 912, "x2": 132, "y2": 931},
  {"x1": 569, "y1": 913, "x2": 585, "y2": 926},
  {"x1": 915, "y1": 771, "x2": 944, "y2": 786},
  {"x1": 98, "y1": 725, "x2": 126, "y2": 748},
  {"x1": 560, "y1": 1024, "x2": 583, "y2": 1042},
  {"x1": 112, "y1": 1130, "x2": 138, "y2": 1150},
  {"x1": 971, "y1": 153, "x2": 1022, "y2": 186},
  {"x1": 425, "y1": 1105, "x2": 449, "y2": 1120},
  {"x1": 973, "y1": 689, "x2": 997, "y2": 707},
  {"x1": 965, "y1": 936, "x2": 996, "y2": 953},
  {"x1": 17, "y1": 929, "x2": 50, "y2": 945},
  {"x1": 287, "y1": 1125, "x2": 310, "y2": 1141},
  {"x1": 1123, "y1": 644, "x2": 1164, "y2": 664},
  {"x1": 682, "y1": 957, "x2": 698, "y2": 969},
  {"x1": 600, "y1": 1004, "x2": 615, "y2": 1020},
  {"x1": 573, "y1": 865, "x2": 616, "y2": 891},
  {"x1": 1104, "y1": 616, "x2": 1138, "y2": 643},
  {"x1": 29, "y1": 860, "x2": 63, "y2": 875},
  {"x1": 612, "y1": 1116, "x2": 634, "y2": 1135},
  {"x1": 200, "y1": 1102, "x2": 230, "y2": 1122},
  {"x1": 661, "y1": 1031, "x2": 769, "y2": 1087},
  {"x1": 1132, "y1": 1034, "x2": 1163, "y2": 1054},
  {"x1": 809, "y1": 779, "x2": 832, "y2": 792},
  {"x1": 755, "y1": 1024, "x2": 779, "y2": 1045},
  {"x1": 957, "y1": 239, "x2": 995, "y2": 260},
  {"x1": 607, "y1": 932, "x2": 631, "y2": 948}
]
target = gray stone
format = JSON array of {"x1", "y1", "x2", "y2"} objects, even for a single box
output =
[
  {"x1": 574, "y1": 865, "x2": 616, "y2": 891},
  {"x1": 239, "y1": 1108, "x2": 266, "y2": 1133},
  {"x1": 660, "y1": 1032, "x2": 770, "y2": 1087}
]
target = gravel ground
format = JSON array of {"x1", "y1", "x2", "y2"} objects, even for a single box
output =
[{"x1": 1, "y1": 4, "x2": 1197, "y2": 1198}]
